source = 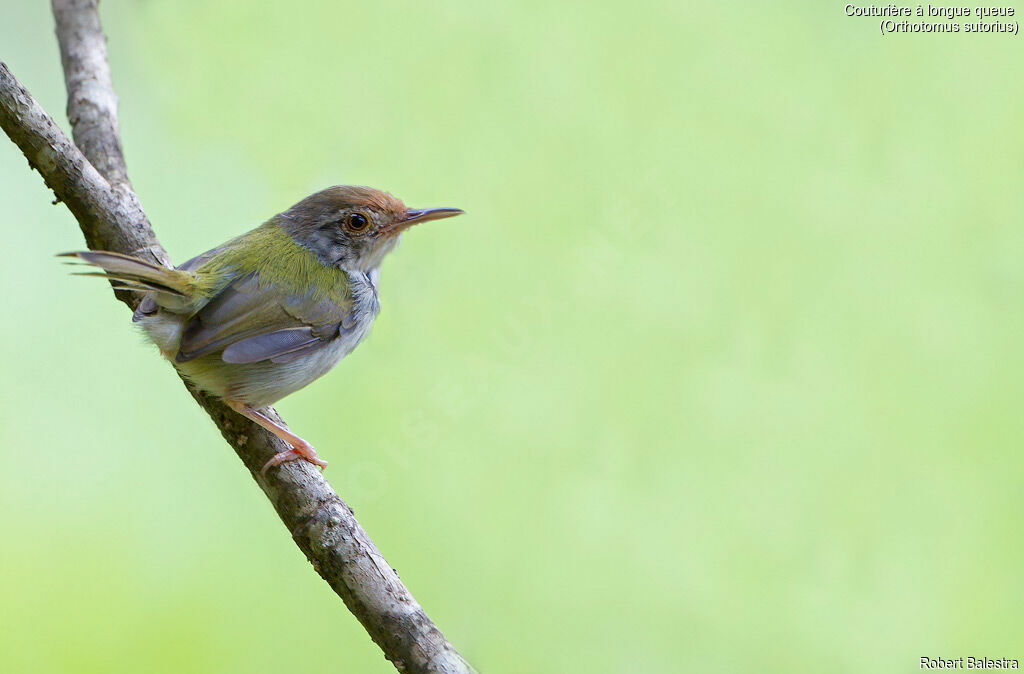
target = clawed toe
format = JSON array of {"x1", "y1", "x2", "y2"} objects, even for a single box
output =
[
  {"x1": 260, "y1": 445, "x2": 328, "y2": 475},
  {"x1": 260, "y1": 449, "x2": 299, "y2": 475}
]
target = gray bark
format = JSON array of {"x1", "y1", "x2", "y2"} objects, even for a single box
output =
[
  {"x1": 53, "y1": 0, "x2": 132, "y2": 188},
  {"x1": 0, "y1": 4, "x2": 475, "y2": 673}
]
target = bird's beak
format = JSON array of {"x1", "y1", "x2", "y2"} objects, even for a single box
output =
[
  {"x1": 401, "y1": 207, "x2": 465, "y2": 225},
  {"x1": 382, "y1": 207, "x2": 463, "y2": 237}
]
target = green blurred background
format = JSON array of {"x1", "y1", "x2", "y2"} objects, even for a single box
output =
[{"x1": 2, "y1": 1, "x2": 1022, "y2": 672}]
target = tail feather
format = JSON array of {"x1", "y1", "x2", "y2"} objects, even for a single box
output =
[
  {"x1": 109, "y1": 283, "x2": 183, "y2": 297},
  {"x1": 58, "y1": 251, "x2": 196, "y2": 296},
  {"x1": 71, "y1": 271, "x2": 186, "y2": 296},
  {"x1": 59, "y1": 251, "x2": 207, "y2": 314}
]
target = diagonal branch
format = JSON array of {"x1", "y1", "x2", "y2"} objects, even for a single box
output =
[
  {"x1": 0, "y1": 5, "x2": 475, "y2": 673},
  {"x1": 0, "y1": 61, "x2": 167, "y2": 274}
]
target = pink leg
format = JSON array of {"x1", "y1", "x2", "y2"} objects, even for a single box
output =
[{"x1": 224, "y1": 400, "x2": 328, "y2": 475}]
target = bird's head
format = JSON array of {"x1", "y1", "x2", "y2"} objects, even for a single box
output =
[{"x1": 278, "y1": 185, "x2": 463, "y2": 273}]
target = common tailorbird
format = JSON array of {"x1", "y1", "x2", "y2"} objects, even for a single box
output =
[{"x1": 63, "y1": 185, "x2": 463, "y2": 474}]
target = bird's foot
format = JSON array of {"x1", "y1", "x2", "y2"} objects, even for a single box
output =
[
  {"x1": 222, "y1": 399, "x2": 329, "y2": 476},
  {"x1": 261, "y1": 442, "x2": 328, "y2": 476},
  {"x1": 221, "y1": 399, "x2": 329, "y2": 473}
]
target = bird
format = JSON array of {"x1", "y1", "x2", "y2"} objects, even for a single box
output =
[{"x1": 62, "y1": 185, "x2": 463, "y2": 474}]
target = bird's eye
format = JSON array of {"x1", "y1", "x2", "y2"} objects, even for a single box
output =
[{"x1": 345, "y1": 212, "x2": 370, "y2": 233}]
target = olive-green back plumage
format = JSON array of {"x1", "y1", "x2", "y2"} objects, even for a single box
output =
[
  {"x1": 194, "y1": 220, "x2": 350, "y2": 305},
  {"x1": 165, "y1": 220, "x2": 355, "y2": 363},
  {"x1": 63, "y1": 219, "x2": 351, "y2": 313}
]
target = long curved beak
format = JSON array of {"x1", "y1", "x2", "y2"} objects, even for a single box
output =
[{"x1": 402, "y1": 207, "x2": 465, "y2": 225}]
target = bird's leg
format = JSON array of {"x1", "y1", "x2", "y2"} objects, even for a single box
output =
[{"x1": 223, "y1": 400, "x2": 328, "y2": 475}]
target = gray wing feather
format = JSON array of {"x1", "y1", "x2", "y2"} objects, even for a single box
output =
[
  {"x1": 221, "y1": 328, "x2": 321, "y2": 364},
  {"x1": 175, "y1": 271, "x2": 351, "y2": 363},
  {"x1": 270, "y1": 340, "x2": 330, "y2": 364}
]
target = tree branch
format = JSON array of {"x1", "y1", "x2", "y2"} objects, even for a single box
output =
[
  {"x1": 0, "y1": 61, "x2": 167, "y2": 274},
  {"x1": 0, "y1": 5, "x2": 475, "y2": 673},
  {"x1": 52, "y1": 0, "x2": 131, "y2": 188}
]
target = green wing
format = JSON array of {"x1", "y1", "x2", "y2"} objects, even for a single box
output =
[{"x1": 175, "y1": 272, "x2": 352, "y2": 364}]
